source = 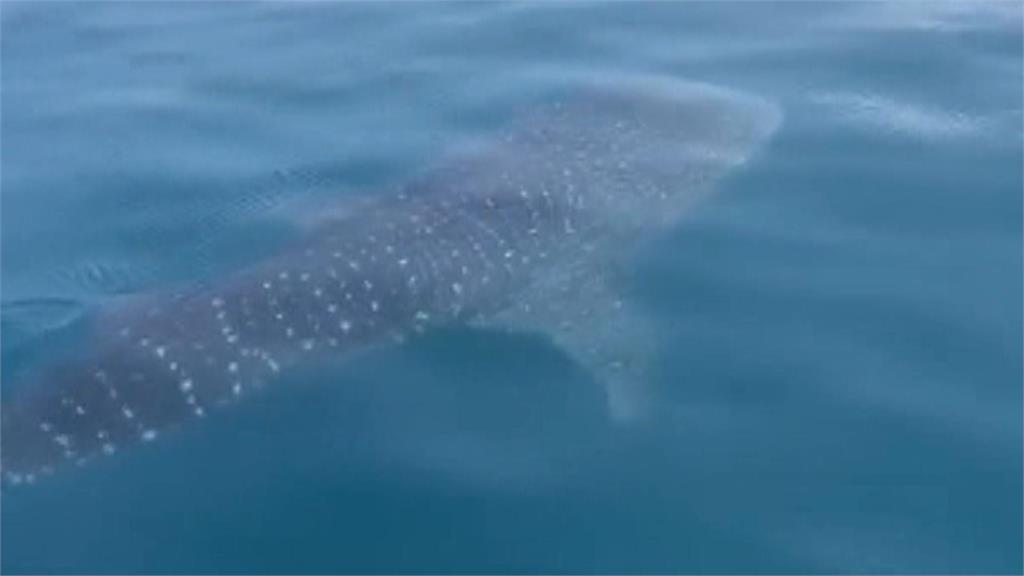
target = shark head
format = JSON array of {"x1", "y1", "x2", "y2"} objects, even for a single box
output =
[{"x1": 451, "y1": 73, "x2": 782, "y2": 231}]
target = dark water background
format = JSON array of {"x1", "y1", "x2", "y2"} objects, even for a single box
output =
[{"x1": 1, "y1": 2, "x2": 1021, "y2": 573}]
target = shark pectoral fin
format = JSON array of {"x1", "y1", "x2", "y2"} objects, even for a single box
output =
[
  {"x1": 549, "y1": 305, "x2": 658, "y2": 424},
  {"x1": 490, "y1": 274, "x2": 659, "y2": 424}
]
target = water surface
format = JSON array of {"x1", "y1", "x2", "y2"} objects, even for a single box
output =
[{"x1": 1, "y1": 2, "x2": 1021, "y2": 573}]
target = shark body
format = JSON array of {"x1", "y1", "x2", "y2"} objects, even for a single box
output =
[{"x1": 1, "y1": 76, "x2": 780, "y2": 485}]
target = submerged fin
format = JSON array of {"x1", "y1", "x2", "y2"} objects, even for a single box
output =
[{"x1": 486, "y1": 265, "x2": 658, "y2": 423}]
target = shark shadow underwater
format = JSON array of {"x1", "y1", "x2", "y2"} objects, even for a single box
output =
[{"x1": 0, "y1": 75, "x2": 781, "y2": 486}]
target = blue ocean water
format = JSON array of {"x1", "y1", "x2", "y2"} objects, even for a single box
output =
[{"x1": 1, "y1": 2, "x2": 1021, "y2": 573}]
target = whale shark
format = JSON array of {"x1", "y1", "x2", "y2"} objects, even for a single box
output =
[{"x1": 0, "y1": 75, "x2": 780, "y2": 485}]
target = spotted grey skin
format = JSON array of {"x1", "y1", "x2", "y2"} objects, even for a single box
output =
[{"x1": 1, "y1": 76, "x2": 780, "y2": 485}]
